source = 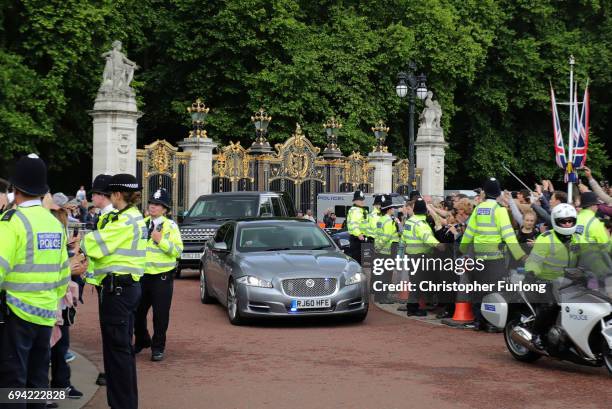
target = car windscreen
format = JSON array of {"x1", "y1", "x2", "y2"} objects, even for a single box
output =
[
  {"x1": 237, "y1": 224, "x2": 335, "y2": 252},
  {"x1": 187, "y1": 197, "x2": 258, "y2": 219}
]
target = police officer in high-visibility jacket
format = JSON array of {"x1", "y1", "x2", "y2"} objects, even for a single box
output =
[
  {"x1": 0, "y1": 154, "x2": 71, "y2": 397},
  {"x1": 400, "y1": 197, "x2": 442, "y2": 316},
  {"x1": 525, "y1": 204, "x2": 580, "y2": 347},
  {"x1": 575, "y1": 192, "x2": 608, "y2": 244},
  {"x1": 365, "y1": 194, "x2": 383, "y2": 242},
  {"x1": 85, "y1": 173, "x2": 114, "y2": 387},
  {"x1": 373, "y1": 195, "x2": 401, "y2": 303},
  {"x1": 135, "y1": 188, "x2": 183, "y2": 362},
  {"x1": 575, "y1": 192, "x2": 610, "y2": 277},
  {"x1": 347, "y1": 190, "x2": 369, "y2": 264},
  {"x1": 82, "y1": 174, "x2": 146, "y2": 409},
  {"x1": 460, "y1": 177, "x2": 526, "y2": 331}
]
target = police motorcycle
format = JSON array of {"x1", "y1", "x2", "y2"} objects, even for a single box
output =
[{"x1": 481, "y1": 262, "x2": 612, "y2": 375}]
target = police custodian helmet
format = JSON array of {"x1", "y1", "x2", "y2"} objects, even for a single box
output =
[
  {"x1": 149, "y1": 188, "x2": 171, "y2": 209},
  {"x1": 353, "y1": 190, "x2": 365, "y2": 201},
  {"x1": 10, "y1": 153, "x2": 49, "y2": 196},
  {"x1": 91, "y1": 174, "x2": 113, "y2": 196}
]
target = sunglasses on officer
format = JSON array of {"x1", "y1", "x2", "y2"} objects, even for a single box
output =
[{"x1": 556, "y1": 217, "x2": 576, "y2": 226}]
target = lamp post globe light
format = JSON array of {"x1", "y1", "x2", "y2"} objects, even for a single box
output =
[
  {"x1": 371, "y1": 120, "x2": 390, "y2": 153},
  {"x1": 396, "y1": 62, "x2": 427, "y2": 193},
  {"x1": 322, "y1": 116, "x2": 343, "y2": 158},
  {"x1": 187, "y1": 98, "x2": 210, "y2": 138},
  {"x1": 250, "y1": 107, "x2": 273, "y2": 153}
]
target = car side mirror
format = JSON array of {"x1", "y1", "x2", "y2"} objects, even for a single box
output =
[
  {"x1": 213, "y1": 241, "x2": 229, "y2": 252},
  {"x1": 177, "y1": 211, "x2": 187, "y2": 223}
]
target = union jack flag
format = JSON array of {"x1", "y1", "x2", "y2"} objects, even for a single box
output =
[
  {"x1": 550, "y1": 86, "x2": 567, "y2": 170},
  {"x1": 571, "y1": 85, "x2": 589, "y2": 170}
]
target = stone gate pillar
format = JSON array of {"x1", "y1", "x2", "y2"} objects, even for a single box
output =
[
  {"x1": 368, "y1": 151, "x2": 395, "y2": 194},
  {"x1": 178, "y1": 137, "x2": 217, "y2": 208}
]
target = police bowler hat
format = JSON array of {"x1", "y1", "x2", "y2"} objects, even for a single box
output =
[
  {"x1": 10, "y1": 154, "x2": 49, "y2": 196},
  {"x1": 107, "y1": 174, "x2": 142, "y2": 192}
]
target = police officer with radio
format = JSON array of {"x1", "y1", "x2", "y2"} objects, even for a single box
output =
[
  {"x1": 373, "y1": 195, "x2": 401, "y2": 303},
  {"x1": 82, "y1": 174, "x2": 147, "y2": 409},
  {"x1": 0, "y1": 154, "x2": 71, "y2": 407},
  {"x1": 86, "y1": 173, "x2": 114, "y2": 387},
  {"x1": 346, "y1": 190, "x2": 369, "y2": 264},
  {"x1": 400, "y1": 197, "x2": 442, "y2": 316},
  {"x1": 135, "y1": 188, "x2": 183, "y2": 362}
]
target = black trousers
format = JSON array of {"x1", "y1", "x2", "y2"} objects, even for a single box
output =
[
  {"x1": 373, "y1": 253, "x2": 394, "y2": 301},
  {"x1": 349, "y1": 236, "x2": 365, "y2": 265},
  {"x1": 0, "y1": 314, "x2": 52, "y2": 409},
  {"x1": 471, "y1": 258, "x2": 506, "y2": 324},
  {"x1": 100, "y1": 283, "x2": 141, "y2": 409},
  {"x1": 50, "y1": 324, "x2": 70, "y2": 388},
  {"x1": 134, "y1": 272, "x2": 174, "y2": 353}
]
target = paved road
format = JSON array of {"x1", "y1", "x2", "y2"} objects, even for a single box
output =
[{"x1": 71, "y1": 273, "x2": 610, "y2": 409}]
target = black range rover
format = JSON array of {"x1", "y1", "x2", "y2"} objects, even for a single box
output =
[{"x1": 177, "y1": 191, "x2": 296, "y2": 276}]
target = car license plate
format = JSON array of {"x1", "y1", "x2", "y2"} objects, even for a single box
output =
[
  {"x1": 291, "y1": 299, "x2": 331, "y2": 310},
  {"x1": 181, "y1": 253, "x2": 201, "y2": 260}
]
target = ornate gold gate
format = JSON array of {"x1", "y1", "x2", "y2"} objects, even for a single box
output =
[
  {"x1": 267, "y1": 124, "x2": 326, "y2": 213},
  {"x1": 340, "y1": 152, "x2": 373, "y2": 193},
  {"x1": 137, "y1": 140, "x2": 191, "y2": 218},
  {"x1": 392, "y1": 159, "x2": 422, "y2": 195}
]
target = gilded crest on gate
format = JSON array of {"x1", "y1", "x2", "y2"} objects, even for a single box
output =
[{"x1": 151, "y1": 143, "x2": 170, "y2": 174}]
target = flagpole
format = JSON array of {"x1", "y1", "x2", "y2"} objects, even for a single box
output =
[{"x1": 567, "y1": 55, "x2": 575, "y2": 203}]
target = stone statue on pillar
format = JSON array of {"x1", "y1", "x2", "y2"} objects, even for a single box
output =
[
  {"x1": 90, "y1": 40, "x2": 142, "y2": 179},
  {"x1": 415, "y1": 91, "x2": 447, "y2": 199},
  {"x1": 99, "y1": 40, "x2": 138, "y2": 95}
]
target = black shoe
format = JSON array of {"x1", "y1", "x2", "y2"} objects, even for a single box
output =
[
  {"x1": 484, "y1": 324, "x2": 502, "y2": 333},
  {"x1": 66, "y1": 386, "x2": 83, "y2": 399},
  {"x1": 407, "y1": 309, "x2": 427, "y2": 317},
  {"x1": 151, "y1": 352, "x2": 164, "y2": 362},
  {"x1": 134, "y1": 342, "x2": 151, "y2": 354},
  {"x1": 435, "y1": 311, "x2": 452, "y2": 319},
  {"x1": 95, "y1": 372, "x2": 106, "y2": 386},
  {"x1": 46, "y1": 401, "x2": 59, "y2": 408},
  {"x1": 463, "y1": 321, "x2": 481, "y2": 331}
]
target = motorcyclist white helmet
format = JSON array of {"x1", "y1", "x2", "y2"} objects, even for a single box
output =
[{"x1": 550, "y1": 203, "x2": 577, "y2": 236}]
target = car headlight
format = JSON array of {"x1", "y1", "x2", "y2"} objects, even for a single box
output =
[
  {"x1": 345, "y1": 272, "x2": 365, "y2": 286},
  {"x1": 236, "y1": 275, "x2": 273, "y2": 288}
]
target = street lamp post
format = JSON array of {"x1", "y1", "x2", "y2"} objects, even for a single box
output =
[{"x1": 396, "y1": 62, "x2": 427, "y2": 194}]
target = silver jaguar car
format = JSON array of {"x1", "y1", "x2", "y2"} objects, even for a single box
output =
[{"x1": 198, "y1": 218, "x2": 368, "y2": 325}]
